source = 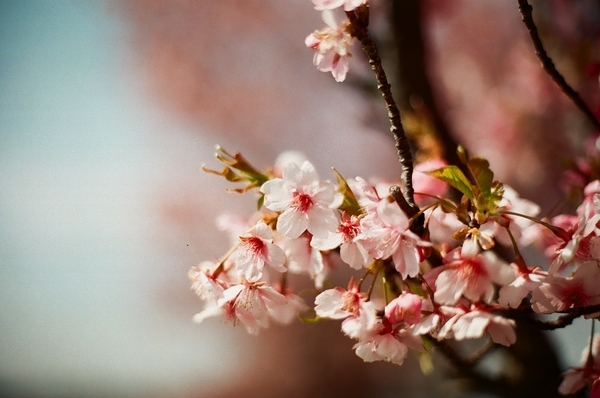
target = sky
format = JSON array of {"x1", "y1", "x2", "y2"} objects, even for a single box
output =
[{"x1": 0, "y1": 1, "x2": 250, "y2": 396}]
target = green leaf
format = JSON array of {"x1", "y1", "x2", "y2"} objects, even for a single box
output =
[
  {"x1": 332, "y1": 168, "x2": 363, "y2": 216},
  {"x1": 467, "y1": 157, "x2": 494, "y2": 196},
  {"x1": 426, "y1": 166, "x2": 474, "y2": 199},
  {"x1": 256, "y1": 194, "x2": 265, "y2": 211}
]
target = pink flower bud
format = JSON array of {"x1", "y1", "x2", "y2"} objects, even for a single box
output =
[{"x1": 384, "y1": 293, "x2": 423, "y2": 325}]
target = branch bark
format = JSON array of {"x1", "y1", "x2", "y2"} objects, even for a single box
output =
[
  {"x1": 346, "y1": 8, "x2": 420, "y2": 220},
  {"x1": 517, "y1": 0, "x2": 600, "y2": 131}
]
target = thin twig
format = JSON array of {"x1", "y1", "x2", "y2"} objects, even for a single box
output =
[
  {"x1": 345, "y1": 8, "x2": 421, "y2": 221},
  {"x1": 529, "y1": 313, "x2": 577, "y2": 330},
  {"x1": 517, "y1": 0, "x2": 600, "y2": 131}
]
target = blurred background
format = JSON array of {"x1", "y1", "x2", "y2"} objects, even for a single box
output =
[{"x1": 1, "y1": 0, "x2": 599, "y2": 397}]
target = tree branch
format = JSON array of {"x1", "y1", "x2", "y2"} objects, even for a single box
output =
[
  {"x1": 346, "y1": 8, "x2": 420, "y2": 219},
  {"x1": 517, "y1": 0, "x2": 600, "y2": 131}
]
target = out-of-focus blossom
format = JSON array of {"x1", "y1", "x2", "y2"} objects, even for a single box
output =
[
  {"x1": 312, "y1": 0, "x2": 367, "y2": 12},
  {"x1": 305, "y1": 10, "x2": 354, "y2": 82}
]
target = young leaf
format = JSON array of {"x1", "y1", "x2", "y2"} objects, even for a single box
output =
[
  {"x1": 426, "y1": 166, "x2": 475, "y2": 200},
  {"x1": 467, "y1": 157, "x2": 494, "y2": 196},
  {"x1": 332, "y1": 168, "x2": 363, "y2": 216}
]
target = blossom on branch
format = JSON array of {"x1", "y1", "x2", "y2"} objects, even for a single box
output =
[
  {"x1": 305, "y1": 10, "x2": 354, "y2": 82},
  {"x1": 310, "y1": 212, "x2": 371, "y2": 270},
  {"x1": 314, "y1": 278, "x2": 378, "y2": 338},
  {"x1": 357, "y1": 198, "x2": 430, "y2": 279},
  {"x1": 427, "y1": 248, "x2": 515, "y2": 306},
  {"x1": 235, "y1": 220, "x2": 287, "y2": 281},
  {"x1": 261, "y1": 159, "x2": 343, "y2": 239}
]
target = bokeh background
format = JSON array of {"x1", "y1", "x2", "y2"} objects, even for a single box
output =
[{"x1": 1, "y1": 0, "x2": 599, "y2": 397}]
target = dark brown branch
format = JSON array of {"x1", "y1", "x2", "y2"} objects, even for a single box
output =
[
  {"x1": 516, "y1": 302, "x2": 600, "y2": 318},
  {"x1": 346, "y1": 8, "x2": 420, "y2": 219},
  {"x1": 529, "y1": 313, "x2": 577, "y2": 330},
  {"x1": 390, "y1": 185, "x2": 425, "y2": 235},
  {"x1": 517, "y1": 0, "x2": 600, "y2": 131}
]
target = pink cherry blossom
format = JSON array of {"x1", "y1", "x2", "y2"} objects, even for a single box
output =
[
  {"x1": 479, "y1": 185, "x2": 541, "y2": 248},
  {"x1": 311, "y1": 212, "x2": 371, "y2": 270},
  {"x1": 235, "y1": 220, "x2": 286, "y2": 280},
  {"x1": 428, "y1": 248, "x2": 515, "y2": 305},
  {"x1": 266, "y1": 283, "x2": 308, "y2": 325},
  {"x1": 559, "y1": 335, "x2": 600, "y2": 395},
  {"x1": 312, "y1": 0, "x2": 366, "y2": 12},
  {"x1": 532, "y1": 261, "x2": 600, "y2": 314},
  {"x1": 261, "y1": 160, "x2": 343, "y2": 239},
  {"x1": 384, "y1": 293, "x2": 423, "y2": 325},
  {"x1": 188, "y1": 260, "x2": 227, "y2": 304},
  {"x1": 314, "y1": 279, "x2": 377, "y2": 338},
  {"x1": 353, "y1": 319, "x2": 425, "y2": 366},
  {"x1": 281, "y1": 234, "x2": 328, "y2": 289},
  {"x1": 357, "y1": 199, "x2": 430, "y2": 279},
  {"x1": 353, "y1": 327, "x2": 409, "y2": 366},
  {"x1": 305, "y1": 11, "x2": 354, "y2": 82},
  {"x1": 193, "y1": 281, "x2": 288, "y2": 335},
  {"x1": 451, "y1": 310, "x2": 516, "y2": 346},
  {"x1": 413, "y1": 159, "x2": 448, "y2": 201},
  {"x1": 426, "y1": 207, "x2": 465, "y2": 247},
  {"x1": 497, "y1": 266, "x2": 547, "y2": 309},
  {"x1": 435, "y1": 305, "x2": 516, "y2": 346},
  {"x1": 548, "y1": 201, "x2": 600, "y2": 273}
]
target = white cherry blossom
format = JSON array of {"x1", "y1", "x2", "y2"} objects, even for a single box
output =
[
  {"x1": 235, "y1": 221, "x2": 286, "y2": 280},
  {"x1": 261, "y1": 160, "x2": 343, "y2": 239},
  {"x1": 428, "y1": 248, "x2": 515, "y2": 305},
  {"x1": 311, "y1": 212, "x2": 370, "y2": 269},
  {"x1": 312, "y1": 0, "x2": 366, "y2": 12},
  {"x1": 305, "y1": 11, "x2": 354, "y2": 82}
]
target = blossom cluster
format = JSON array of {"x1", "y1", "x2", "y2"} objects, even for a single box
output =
[
  {"x1": 191, "y1": 144, "x2": 600, "y2": 393},
  {"x1": 187, "y1": 0, "x2": 600, "y2": 395}
]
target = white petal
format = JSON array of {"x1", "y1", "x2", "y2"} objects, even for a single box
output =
[{"x1": 277, "y1": 208, "x2": 308, "y2": 239}]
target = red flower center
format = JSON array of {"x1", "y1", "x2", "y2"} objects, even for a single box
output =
[
  {"x1": 293, "y1": 191, "x2": 314, "y2": 213},
  {"x1": 241, "y1": 236, "x2": 267, "y2": 257}
]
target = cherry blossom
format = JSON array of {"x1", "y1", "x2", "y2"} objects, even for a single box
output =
[
  {"x1": 451, "y1": 309, "x2": 516, "y2": 346},
  {"x1": 314, "y1": 279, "x2": 378, "y2": 338},
  {"x1": 353, "y1": 325, "x2": 409, "y2": 366},
  {"x1": 312, "y1": 0, "x2": 367, "y2": 12},
  {"x1": 305, "y1": 10, "x2": 354, "y2": 82},
  {"x1": 532, "y1": 261, "x2": 600, "y2": 314},
  {"x1": 357, "y1": 198, "x2": 430, "y2": 279},
  {"x1": 427, "y1": 248, "x2": 515, "y2": 305},
  {"x1": 267, "y1": 284, "x2": 308, "y2": 325},
  {"x1": 559, "y1": 335, "x2": 600, "y2": 396},
  {"x1": 413, "y1": 159, "x2": 448, "y2": 201},
  {"x1": 185, "y1": 0, "x2": 600, "y2": 388},
  {"x1": 193, "y1": 280, "x2": 288, "y2": 335},
  {"x1": 189, "y1": 260, "x2": 227, "y2": 304},
  {"x1": 281, "y1": 234, "x2": 328, "y2": 289},
  {"x1": 235, "y1": 220, "x2": 286, "y2": 280},
  {"x1": 498, "y1": 266, "x2": 547, "y2": 309},
  {"x1": 261, "y1": 160, "x2": 343, "y2": 239},
  {"x1": 384, "y1": 293, "x2": 423, "y2": 325},
  {"x1": 435, "y1": 305, "x2": 516, "y2": 346},
  {"x1": 311, "y1": 212, "x2": 371, "y2": 269}
]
